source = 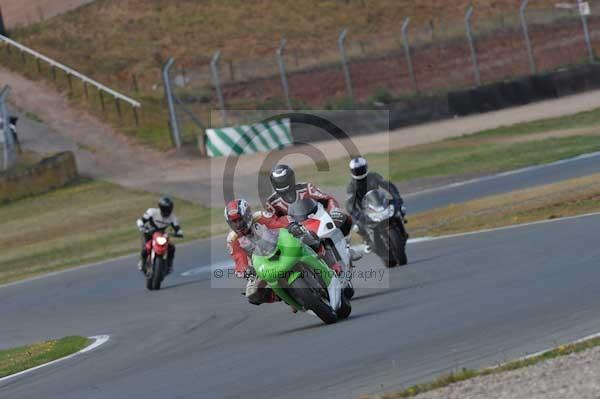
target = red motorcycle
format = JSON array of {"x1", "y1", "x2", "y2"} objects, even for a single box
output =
[{"x1": 144, "y1": 231, "x2": 177, "y2": 291}]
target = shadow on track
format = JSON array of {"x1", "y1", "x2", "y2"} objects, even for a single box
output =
[
  {"x1": 352, "y1": 282, "x2": 426, "y2": 301},
  {"x1": 268, "y1": 306, "x2": 402, "y2": 337},
  {"x1": 160, "y1": 279, "x2": 206, "y2": 291}
]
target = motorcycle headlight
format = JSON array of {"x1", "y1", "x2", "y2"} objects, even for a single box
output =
[
  {"x1": 155, "y1": 236, "x2": 168, "y2": 246},
  {"x1": 365, "y1": 205, "x2": 394, "y2": 222}
]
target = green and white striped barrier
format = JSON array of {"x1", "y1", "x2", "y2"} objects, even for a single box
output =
[{"x1": 205, "y1": 118, "x2": 292, "y2": 158}]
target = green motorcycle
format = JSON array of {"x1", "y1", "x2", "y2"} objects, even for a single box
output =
[{"x1": 251, "y1": 226, "x2": 351, "y2": 324}]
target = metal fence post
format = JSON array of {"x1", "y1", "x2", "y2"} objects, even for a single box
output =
[
  {"x1": 276, "y1": 38, "x2": 293, "y2": 110},
  {"x1": 401, "y1": 17, "x2": 418, "y2": 91},
  {"x1": 1, "y1": 85, "x2": 16, "y2": 170},
  {"x1": 338, "y1": 29, "x2": 354, "y2": 103},
  {"x1": 577, "y1": 0, "x2": 594, "y2": 63},
  {"x1": 211, "y1": 50, "x2": 228, "y2": 125},
  {"x1": 0, "y1": 6, "x2": 6, "y2": 36},
  {"x1": 520, "y1": 0, "x2": 536, "y2": 74},
  {"x1": 162, "y1": 58, "x2": 182, "y2": 148},
  {"x1": 465, "y1": 6, "x2": 481, "y2": 86}
]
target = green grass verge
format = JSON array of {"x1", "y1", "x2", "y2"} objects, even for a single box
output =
[
  {"x1": 408, "y1": 172, "x2": 600, "y2": 237},
  {"x1": 0, "y1": 336, "x2": 91, "y2": 378},
  {"x1": 299, "y1": 132, "x2": 600, "y2": 187},
  {"x1": 0, "y1": 179, "x2": 224, "y2": 285},
  {"x1": 380, "y1": 336, "x2": 600, "y2": 398},
  {"x1": 463, "y1": 108, "x2": 600, "y2": 139}
]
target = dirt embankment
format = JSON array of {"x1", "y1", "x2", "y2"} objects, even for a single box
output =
[{"x1": 0, "y1": 0, "x2": 95, "y2": 29}]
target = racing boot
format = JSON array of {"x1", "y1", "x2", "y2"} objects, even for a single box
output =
[
  {"x1": 137, "y1": 257, "x2": 147, "y2": 274},
  {"x1": 330, "y1": 263, "x2": 343, "y2": 276}
]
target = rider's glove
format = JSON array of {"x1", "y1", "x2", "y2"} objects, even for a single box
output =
[
  {"x1": 244, "y1": 267, "x2": 257, "y2": 279},
  {"x1": 174, "y1": 228, "x2": 184, "y2": 238},
  {"x1": 235, "y1": 266, "x2": 256, "y2": 279},
  {"x1": 136, "y1": 219, "x2": 145, "y2": 232},
  {"x1": 287, "y1": 222, "x2": 305, "y2": 238},
  {"x1": 329, "y1": 208, "x2": 346, "y2": 225}
]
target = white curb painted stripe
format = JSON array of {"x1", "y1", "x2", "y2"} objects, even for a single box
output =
[{"x1": 0, "y1": 335, "x2": 110, "y2": 384}]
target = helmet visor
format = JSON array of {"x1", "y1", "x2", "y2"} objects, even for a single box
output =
[{"x1": 229, "y1": 216, "x2": 245, "y2": 230}]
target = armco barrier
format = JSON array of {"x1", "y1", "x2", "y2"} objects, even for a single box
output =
[{"x1": 0, "y1": 151, "x2": 77, "y2": 203}]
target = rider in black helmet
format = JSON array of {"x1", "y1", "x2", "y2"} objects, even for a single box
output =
[
  {"x1": 266, "y1": 164, "x2": 353, "y2": 236},
  {"x1": 346, "y1": 157, "x2": 404, "y2": 251}
]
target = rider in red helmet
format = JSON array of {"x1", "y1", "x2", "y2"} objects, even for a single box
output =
[{"x1": 225, "y1": 199, "x2": 291, "y2": 305}]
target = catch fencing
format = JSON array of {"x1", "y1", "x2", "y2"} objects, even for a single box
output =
[
  {"x1": 0, "y1": 85, "x2": 17, "y2": 170},
  {"x1": 163, "y1": 1, "x2": 600, "y2": 150}
]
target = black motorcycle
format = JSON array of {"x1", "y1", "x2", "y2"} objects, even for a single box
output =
[{"x1": 359, "y1": 188, "x2": 408, "y2": 267}]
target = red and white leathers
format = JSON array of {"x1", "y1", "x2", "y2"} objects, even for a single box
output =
[
  {"x1": 266, "y1": 182, "x2": 352, "y2": 236},
  {"x1": 226, "y1": 210, "x2": 291, "y2": 276},
  {"x1": 265, "y1": 182, "x2": 339, "y2": 216},
  {"x1": 226, "y1": 210, "x2": 291, "y2": 306}
]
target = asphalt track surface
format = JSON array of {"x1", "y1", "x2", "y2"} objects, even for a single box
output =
[{"x1": 2, "y1": 156, "x2": 600, "y2": 399}]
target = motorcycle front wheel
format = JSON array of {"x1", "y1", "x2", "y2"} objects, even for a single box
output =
[
  {"x1": 149, "y1": 257, "x2": 166, "y2": 291},
  {"x1": 389, "y1": 227, "x2": 408, "y2": 266}
]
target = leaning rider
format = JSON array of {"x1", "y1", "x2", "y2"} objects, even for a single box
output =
[
  {"x1": 136, "y1": 196, "x2": 183, "y2": 274},
  {"x1": 225, "y1": 199, "x2": 291, "y2": 305}
]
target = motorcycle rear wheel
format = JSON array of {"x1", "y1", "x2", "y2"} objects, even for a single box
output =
[{"x1": 289, "y1": 270, "x2": 338, "y2": 325}]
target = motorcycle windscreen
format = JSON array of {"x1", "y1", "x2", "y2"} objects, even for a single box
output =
[
  {"x1": 362, "y1": 189, "x2": 394, "y2": 223},
  {"x1": 288, "y1": 198, "x2": 319, "y2": 223},
  {"x1": 251, "y1": 225, "x2": 279, "y2": 257},
  {"x1": 362, "y1": 189, "x2": 390, "y2": 212}
]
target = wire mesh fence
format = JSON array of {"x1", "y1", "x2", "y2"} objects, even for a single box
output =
[{"x1": 163, "y1": 1, "x2": 600, "y2": 145}]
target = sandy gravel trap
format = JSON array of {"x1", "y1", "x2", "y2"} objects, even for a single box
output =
[{"x1": 408, "y1": 345, "x2": 600, "y2": 399}]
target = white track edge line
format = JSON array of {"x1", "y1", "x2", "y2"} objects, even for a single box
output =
[
  {"x1": 405, "y1": 210, "x2": 600, "y2": 244},
  {"x1": 405, "y1": 151, "x2": 600, "y2": 198},
  {"x1": 0, "y1": 335, "x2": 110, "y2": 384}
]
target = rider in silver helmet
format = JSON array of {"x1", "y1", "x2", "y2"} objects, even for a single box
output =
[{"x1": 346, "y1": 157, "x2": 405, "y2": 252}]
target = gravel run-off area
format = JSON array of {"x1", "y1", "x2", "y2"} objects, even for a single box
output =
[{"x1": 407, "y1": 345, "x2": 600, "y2": 399}]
